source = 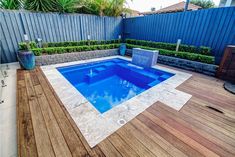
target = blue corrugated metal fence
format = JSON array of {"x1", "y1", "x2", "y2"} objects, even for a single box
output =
[
  {"x1": 0, "y1": 10, "x2": 122, "y2": 63},
  {"x1": 123, "y1": 7, "x2": 235, "y2": 64},
  {"x1": 1, "y1": 7, "x2": 234, "y2": 64}
]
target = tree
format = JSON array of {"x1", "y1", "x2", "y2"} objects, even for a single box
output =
[
  {"x1": 82, "y1": 0, "x2": 109, "y2": 16},
  {"x1": 75, "y1": 0, "x2": 130, "y2": 17},
  {"x1": 55, "y1": 0, "x2": 80, "y2": 13},
  {"x1": 0, "y1": 0, "x2": 21, "y2": 9},
  {"x1": 104, "y1": 0, "x2": 130, "y2": 17},
  {"x1": 190, "y1": 0, "x2": 215, "y2": 9},
  {"x1": 1, "y1": 0, "x2": 130, "y2": 16}
]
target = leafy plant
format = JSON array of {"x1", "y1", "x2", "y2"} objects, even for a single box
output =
[
  {"x1": 24, "y1": 0, "x2": 57, "y2": 12},
  {"x1": 55, "y1": 0, "x2": 78, "y2": 13},
  {"x1": 19, "y1": 41, "x2": 37, "y2": 51},
  {"x1": 190, "y1": 0, "x2": 215, "y2": 9},
  {"x1": 0, "y1": 0, "x2": 21, "y2": 9}
]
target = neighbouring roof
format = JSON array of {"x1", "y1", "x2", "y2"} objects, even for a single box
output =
[
  {"x1": 125, "y1": 8, "x2": 140, "y2": 17},
  {"x1": 141, "y1": 1, "x2": 202, "y2": 15}
]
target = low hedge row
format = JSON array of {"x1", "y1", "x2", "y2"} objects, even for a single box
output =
[
  {"x1": 125, "y1": 39, "x2": 212, "y2": 56},
  {"x1": 19, "y1": 39, "x2": 121, "y2": 51},
  {"x1": 127, "y1": 44, "x2": 215, "y2": 64},
  {"x1": 31, "y1": 44, "x2": 120, "y2": 56},
  {"x1": 43, "y1": 39, "x2": 121, "y2": 48}
]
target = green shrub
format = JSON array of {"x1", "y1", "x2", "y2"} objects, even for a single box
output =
[
  {"x1": 40, "y1": 39, "x2": 120, "y2": 48},
  {"x1": 125, "y1": 39, "x2": 211, "y2": 55},
  {"x1": 111, "y1": 39, "x2": 121, "y2": 44},
  {"x1": 31, "y1": 48, "x2": 42, "y2": 56},
  {"x1": 126, "y1": 44, "x2": 215, "y2": 64},
  {"x1": 179, "y1": 44, "x2": 197, "y2": 53},
  {"x1": 42, "y1": 43, "x2": 48, "y2": 48},
  {"x1": 29, "y1": 42, "x2": 37, "y2": 49},
  {"x1": 106, "y1": 40, "x2": 111, "y2": 44},
  {"x1": 199, "y1": 46, "x2": 211, "y2": 56},
  {"x1": 100, "y1": 40, "x2": 106, "y2": 44},
  {"x1": 31, "y1": 44, "x2": 120, "y2": 56},
  {"x1": 89, "y1": 40, "x2": 98, "y2": 45}
]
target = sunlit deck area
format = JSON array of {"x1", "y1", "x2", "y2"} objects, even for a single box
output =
[{"x1": 17, "y1": 65, "x2": 235, "y2": 157}]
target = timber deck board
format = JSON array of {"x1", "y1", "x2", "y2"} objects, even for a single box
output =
[{"x1": 17, "y1": 66, "x2": 235, "y2": 157}]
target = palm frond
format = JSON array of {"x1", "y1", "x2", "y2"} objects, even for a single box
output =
[{"x1": 0, "y1": 0, "x2": 21, "y2": 9}]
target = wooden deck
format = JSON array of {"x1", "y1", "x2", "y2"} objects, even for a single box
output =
[{"x1": 17, "y1": 66, "x2": 235, "y2": 157}]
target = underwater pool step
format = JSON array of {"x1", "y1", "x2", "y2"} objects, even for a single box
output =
[
  {"x1": 93, "y1": 67, "x2": 107, "y2": 73},
  {"x1": 85, "y1": 69, "x2": 113, "y2": 84}
]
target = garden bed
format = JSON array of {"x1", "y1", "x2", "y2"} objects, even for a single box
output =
[
  {"x1": 19, "y1": 40, "x2": 121, "y2": 65},
  {"x1": 126, "y1": 49, "x2": 218, "y2": 76},
  {"x1": 126, "y1": 43, "x2": 214, "y2": 64}
]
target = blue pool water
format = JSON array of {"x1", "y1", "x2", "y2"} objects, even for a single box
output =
[{"x1": 57, "y1": 58, "x2": 174, "y2": 113}]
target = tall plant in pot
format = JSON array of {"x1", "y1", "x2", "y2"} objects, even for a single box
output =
[{"x1": 18, "y1": 40, "x2": 36, "y2": 70}]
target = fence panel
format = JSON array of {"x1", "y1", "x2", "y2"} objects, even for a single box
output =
[
  {"x1": 0, "y1": 10, "x2": 122, "y2": 63},
  {"x1": 123, "y1": 7, "x2": 235, "y2": 64},
  {"x1": 1, "y1": 7, "x2": 234, "y2": 64}
]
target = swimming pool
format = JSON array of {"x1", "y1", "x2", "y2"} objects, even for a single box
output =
[{"x1": 57, "y1": 58, "x2": 174, "y2": 113}]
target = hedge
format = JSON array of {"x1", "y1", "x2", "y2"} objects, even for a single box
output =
[
  {"x1": 126, "y1": 44, "x2": 215, "y2": 64},
  {"x1": 31, "y1": 44, "x2": 120, "y2": 56},
  {"x1": 19, "y1": 39, "x2": 121, "y2": 51},
  {"x1": 125, "y1": 39, "x2": 212, "y2": 56},
  {"x1": 43, "y1": 39, "x2": 121, "y2": 47}
]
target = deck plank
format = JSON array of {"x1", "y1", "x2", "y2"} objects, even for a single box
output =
[
  {"x1": 137, "y1": 113, "x2": 204, "y2": 157},
  {"x1": 183, "y1": 103, "x2": 235, "y2": 137},
  {"x1": 149, "y1": 103, "x2": 235, "y2": 156},
  {"x1": 35, "y1": 68, "x2": 90, "y2": 156},
  {"x1": 117, "y1": 126, "x2": 156, "y2": 157},
  {"x1": 17, "y1": 74, "x2": 38, "y2": 157},
  {"x1": 34, "y1": 85, "x2": 72, "y2": 157},
  {"x1": 98, "y1": 140, "x2": 122, "y2": 157},
  {"x1": 130, "y1": 119, "x2": 187, "y2": 157},
  {"x1": 108, "y1": 133, "x2": 140, "y2": 157},
  {"x1": 159, "y1": 103, "x2": 235, "y2": 155},
  {"x1": 121, "y1": 124, "x2": 171, "y2": 157},
  {"x1": 24, "y1": 72, "x2": 55, "y2": 157},
  {"x1": 17, "y1": 65, "x2": 235, "y2": 157}
]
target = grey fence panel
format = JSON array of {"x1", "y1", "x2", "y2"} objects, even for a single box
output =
[{"x1": 0, "y1": 10, "x2": 122, "y2": 63}]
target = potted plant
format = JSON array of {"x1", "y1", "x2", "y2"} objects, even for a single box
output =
[
  {"x1": 119, "y1": 43, "x2": 126, "y2": 56},
  {"x1": 18, "y1": 40, "x2": 36, "y2": 70}
]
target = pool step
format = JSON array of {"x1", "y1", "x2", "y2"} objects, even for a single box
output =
[
  {"x1": 93, "y1": 67, "x2": 106, "y2": 73},
  {"x1": 85, "y1": 66, "x2": 115, "y2": 84}
]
